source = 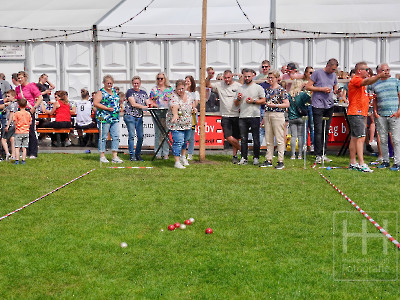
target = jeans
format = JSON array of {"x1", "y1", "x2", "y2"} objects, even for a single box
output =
[
  {"x1": 187, "y1": 128, "x2": 196, "y2": 155},
  {"x1": 171, "y1": 129, "x2": 191, "y2": 157},
  {"x1": 376, "y1": 116, "x2": 400, "y2": 164},
  {"x1": 239, "y1": 117, "x2": 260, "y2": 159},
  {"x1": 264, "y1": 112, "x2": 285, "y2": 162},
  {"x1": 289, "y1": 118, "x2": 305, "y2": 157},
  {"x1": 98, "y1": 121, "x2": 120, "y2": 152},
  {"x1": 312, "y1": 106, "x2": 334, "y2": 157},
  {"x1": 307, "y1": 105, "x2": 314, "y2": 145},
  {"x1": 123, "y1": 115, "x2": 144, "y2": 157}
]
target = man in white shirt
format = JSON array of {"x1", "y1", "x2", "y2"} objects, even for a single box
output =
[
  {"x1": 234, "y1": 69, "x2": 266, "y2": 165},
  {"x1": 206, "y1": 69, "x2": 242, "y2": 163}
]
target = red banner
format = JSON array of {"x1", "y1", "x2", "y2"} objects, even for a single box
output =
[
  {"x1": 194, "y1": 115, "x2": 224, "y2": 148},
  {"x1": 328, "y1": 115, "x2": 348, "y2": 145}
]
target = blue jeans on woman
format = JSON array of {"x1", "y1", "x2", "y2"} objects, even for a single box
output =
[
  {"x1": 123, "y1": 115, "x2": 143, "y2": 158},
  {"x1": 171, "y1": 129, "x2": 191, "y2": 157},
  {"x1": 98, "y1": 121, "x2": 120, "y2": 152}
]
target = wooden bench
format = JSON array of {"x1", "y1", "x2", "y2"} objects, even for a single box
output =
[{"x1": 37, "y1": 127, "x2": 99, "y2": 134}]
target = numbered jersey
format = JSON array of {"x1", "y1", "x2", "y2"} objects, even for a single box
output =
[{"x1": 75, "y1": 100, "x2": 93, "y2": 126}]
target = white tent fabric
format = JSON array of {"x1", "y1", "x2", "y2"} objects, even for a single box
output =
[
  {"x1": 0, "y1": 0, "x2": 399, "y2": 41},
  {"x1": 0, "y1": 0, "x2": 121, "y2": 41},
  {"x1": 276, "y1": 0, "x2": 400, "y2": 39},
  {"x1": 96, "y1": 0, "x2": 271, "y2": 40}
]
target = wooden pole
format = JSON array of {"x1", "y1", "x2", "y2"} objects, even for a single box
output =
[{"x1": 199, "y1": 0, "x2": 207, "y2": 162}]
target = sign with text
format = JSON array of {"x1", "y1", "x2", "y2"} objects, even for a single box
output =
[
  {"x1": 119, "y1": 115, "x2": 224, "y2": 149},
  {"x1": 329, "y1": 115, "x2": 348, "y2": 146}
]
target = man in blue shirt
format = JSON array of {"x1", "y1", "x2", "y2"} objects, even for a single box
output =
[
  {"x1": 372, "y1": 63, "x2": 400, "y2": 171},
  {"x1": 305, "y1": 58, "x2": 339, "y2": 164}
]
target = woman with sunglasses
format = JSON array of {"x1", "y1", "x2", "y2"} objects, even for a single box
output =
[
  {"x1": 166, "y1": 80, "x2": 196, "y2": 169},
  {"x1": 303, "y1": 66, "x2": 315, "y2": 152},
  {"x1": 149, "y1": 72, "x2": 174, "y2": 159}
]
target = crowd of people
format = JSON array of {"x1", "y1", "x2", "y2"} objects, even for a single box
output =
[{"x1": 0, "y1": 59, "x2": 399, "y2": 170}]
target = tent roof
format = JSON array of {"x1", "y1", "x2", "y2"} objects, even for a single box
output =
[
  {"x1": 0, "y1": 0, "x2": 121, "y2": 41},
  {"x1": 0, "y1": 0, "x2": 399, "y2": 42}
]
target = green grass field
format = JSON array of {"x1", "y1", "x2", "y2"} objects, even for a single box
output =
[{"x1": 0, "y1": 153, "x2": 399, "y2": 299}]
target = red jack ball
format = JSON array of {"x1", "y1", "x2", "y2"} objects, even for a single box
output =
[
  {"x1": 184, "y1": 219, "x2": 191, "y2": 225},
  {"x1": 168, "y1": 224, "x2": 175, "y2": 231},
  {"x1": 205, "y1": 228, "x2": 213, "y2": 234},
  {"x1": 174, "y1": 222, "x2": 181, "y2": 228}
]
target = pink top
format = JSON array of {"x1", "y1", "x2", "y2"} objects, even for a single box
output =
[{"x1": 16, "y1": 83, "x2": 41, "y2": 107}]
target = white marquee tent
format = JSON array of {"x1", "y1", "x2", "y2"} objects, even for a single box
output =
[
  {"x1": 0, "y1": 0, "x2": 400, "y2": 96},
  {"x1": 1, "y1": 0, "x2": 399, "y2": 42}
]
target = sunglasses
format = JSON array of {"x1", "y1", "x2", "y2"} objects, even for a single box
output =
[
  {"x1": 360, "y1": 68, "x2": 370, "y2": 71},
  {"x1": 157, "y1": 77, "x2": 164, "y2": 80},
  {"x1": 262, "y1": 66, "x2": 270, "y2": 69}
]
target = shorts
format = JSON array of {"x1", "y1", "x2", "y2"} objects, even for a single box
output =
[
  {"x1": 14, "y1": 133, "x2": 29, "y2": 148},
  {"x1": 2, "y1": 125, "x2": 15, "y2": 140},
  {"x1": 221, "y1": 116, "x2": 240, "y2": 140},
  {"x1": 348, "y1": 115, "x2": 366, "y2": 138}
]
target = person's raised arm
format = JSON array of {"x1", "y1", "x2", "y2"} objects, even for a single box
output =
[{"x1": 360, "y1": 72, "x2": 389, "y2": 86}]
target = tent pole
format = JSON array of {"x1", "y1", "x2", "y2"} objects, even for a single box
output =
[
  {"x1": 199, "y1": 0, "x2": 208, "y2": 162},
  {"x1": 93, "y1": 25, "x2": 100, "y2": 91},
  {"x1": 269, "y1": 0, "x2": 276, "y2": 69}
]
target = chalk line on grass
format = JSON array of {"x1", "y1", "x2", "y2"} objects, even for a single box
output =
[
  {"x1": 106, "y1": 166, "x2": 154, "y2": 169},
  {"x1": 318, "y1": 171, "x2": 400, "y2": 250},
  {"x1": 0, "y1": 168, "x2": 96, "y2": 222}
]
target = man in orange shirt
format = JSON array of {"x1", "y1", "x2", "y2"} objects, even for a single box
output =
[{"x1": 347, "y1": 61, "x2": 389, "y2": 172}]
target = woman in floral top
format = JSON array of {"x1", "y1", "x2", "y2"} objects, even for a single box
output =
[
  {"x1": 93, "y1": 75, "x2": 123, "y2": 164},
  {"x1": 166, "y1": 79, "x2": 195, "y2": 169},
  {"x1": 261, "y1": 70, "x2": 290, "y2": 169},
  {"x1": 149, "y1": 72, "x2": 174, "y2": 159}
]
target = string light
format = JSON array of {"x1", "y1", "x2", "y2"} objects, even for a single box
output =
[{"x1": 1, "y1": 0, "x2": 399, "y2": 43}]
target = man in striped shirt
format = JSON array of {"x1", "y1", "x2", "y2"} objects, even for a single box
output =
[{"x1": 372, "y1": 63, "x2": 400, "y2": 171}]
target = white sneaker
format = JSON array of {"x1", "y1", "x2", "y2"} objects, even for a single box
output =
[
  {"x1": 187, "y1": 154, "x2": 193, "y2": 160},
  {"x1": 253, "y1": 158, "x2": 259, "y2": 165},
  {"x1": 298, "y1": 155, "x2": 302, "y2": 160},
  {"x1": 5, "y1": 154, "x2": 11, "y2": 162},
  {"x1": 310, "y1": 145, "x2": 314, "y2": 152},
  {"x1": 29, "y1": 155, "x2": 37, "y2": 159},
  {"x1": 174, "y1": 161, "x2": 186, "y2": 169},
  {"x1": 65, "y1": 140, "x2": 72, "y2": 147},
  {"x1": 100, "y1": 156, "x2": 109, "y2": 163},
  {"x1": 322, "y1": 155, "x2": 332, "y2": 162},
  {"x1": 180, "y1": 156, "x2": 190, "y2": 166},
  {"x1": 290, "y1": 155, "x2": 296, "y2": 160},
  {"x1": 238, "y1": 158, "x2": 248, "y2": 165},
  {"x1": 358, "y1": 163, "x2": 374, "y2": 173},
  {"x1": 112, "y1": 156, "x2": 124, "y2": 164},
  {"x1": 315, "y1": 156, "x2": 322, "y2": 164},
  {"x1": 163, "y1": 155, "x2": 169, "y2": 160}
]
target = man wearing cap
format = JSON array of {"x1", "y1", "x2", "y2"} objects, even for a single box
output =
[{"x1": 305, "y1": 58, "x2": 339, "y2": 164}]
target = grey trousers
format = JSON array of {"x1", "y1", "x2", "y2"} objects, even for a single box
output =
[{"x1": 375, "y1": 116, "x2": 400, "y2": 164}]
